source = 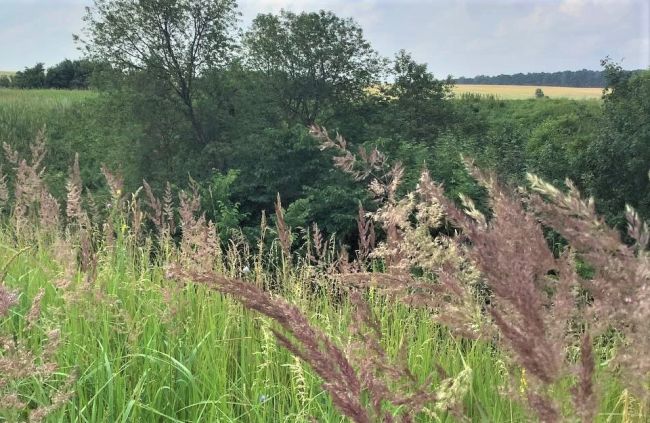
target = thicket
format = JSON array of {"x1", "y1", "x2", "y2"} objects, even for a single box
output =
[{"x1": 3, "y1": 64, "x2": 646, "y2": 244}]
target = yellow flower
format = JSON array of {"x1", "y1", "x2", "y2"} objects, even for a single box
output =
[{"x1": 519, "y1": 368, "x2": 528, "y2": 394}]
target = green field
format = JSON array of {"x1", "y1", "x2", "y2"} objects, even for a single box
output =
[{"x1": 454, "y1": 84, "x2": 603, "y2": 100}]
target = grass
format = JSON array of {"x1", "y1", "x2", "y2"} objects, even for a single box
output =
[
  {"x1": 0, "y1": 229, "x2": 525, "y2": 422},
  {"x1": 0, "y1": 89, "x2": 100, "y2": 164},
  {"x1": 0, "y1": 88, "x2": 96, "y2": 107},
  {"x1": 0, "y1": 218, "x2": 647, "y2": 422},
  {"x1": 454, "y1": 84, "x2": 603, "y2": 100}
]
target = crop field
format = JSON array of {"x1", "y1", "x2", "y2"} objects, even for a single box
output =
[{"x1": 454, "y1": 84, "x2": 603, "y2": 100}]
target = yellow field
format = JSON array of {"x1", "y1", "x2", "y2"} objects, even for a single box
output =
[
  {"x1": 454, "y1": 84, "x2": 603, "y2": 100},
  {"x1": 0, "y1": 71, "x2": 15, "y2": 77}
]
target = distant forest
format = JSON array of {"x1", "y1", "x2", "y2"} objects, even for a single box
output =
[{"x1": 455, "y1": 68, "x2": 643, "y2": 87}]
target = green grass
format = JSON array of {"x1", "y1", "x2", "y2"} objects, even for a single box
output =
[
  {"x1": 0, "y1": 89, "x2": 97, "y2": 140},
  {"x1": 0, "y1": 225, "x2": 647, "y2": 422},
  {"x1": 0, "y1": 88, "x2": 96, "y2": 109},
  {"x1": 0, "y1": 88, "x2": 140, "y2": 199}
]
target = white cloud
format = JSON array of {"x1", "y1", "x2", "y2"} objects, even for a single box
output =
[{"x1": 1, "y1": 0, "x2": 647, "y2": 75}]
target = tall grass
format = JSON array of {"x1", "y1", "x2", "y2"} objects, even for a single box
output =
[
  {"x1": 0, "y1": 89, "x2": 97, "y2": 150},
  {"x1": 0, "y1": 223, "x2": 532, "y2": 421}
]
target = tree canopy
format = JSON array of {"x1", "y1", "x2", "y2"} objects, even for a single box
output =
[
  {"x1": 244, "y1": 10, "x2": 385, "y2": 125},
  {"x1": 77, "y1": 0, "x2": 240, "y2": 144}
]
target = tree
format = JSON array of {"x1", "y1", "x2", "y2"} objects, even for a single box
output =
[
  {"x1": 535, "y1": 88, "x2": 545, "y2": 98},
  {"x1": 244, "y1": 10, "x2": 385, "y2": 125},
  {"x1": 583, "y1": 60, "x2": 650, "y2": 223},
  {"x1": 0, "y1": 76, "x2": 11, "y2": 88},
  {"x1": 380, "y1": 50, "x2": 455, "y2": 142},
  {"x1": 77, "y1": 0, "x2": 239, "y2": 145},
  {"x1": 13, "y1": 63, "x2": 46, "y2": 89},
  {"x1": 45, "y1": 59, "x2": 95, "y2": 89}
]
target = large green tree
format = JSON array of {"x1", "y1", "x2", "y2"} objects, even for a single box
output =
[
  {"x1": 381, "y1": 50, "x2": 455, "y2": 142},
  {"x1": 244, "y1": 10, "x2": 385, "y2": 125},
  {"x1": 583, "y1": 61, "x2": 650, "y2": 223},
  {"x1": 77, "y1": 0, "x2": 239, "y2": 145},
  {"x1": 13, "y1": 63, "x2": 46, "y2": 89}
]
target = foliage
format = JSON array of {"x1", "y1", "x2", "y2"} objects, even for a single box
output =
[
  {"x1": 582, "y1": 62, "x2": 650, "y2": 224},
  {"x1": 78, "y1": 0, "x2": 239, "y2": 144},
  {"x1": 13, "y1": 63, "x2": 46, "y2": 89},
  {"x1": 0, "y1": 76, "x2": 12, "y2": 88},
  {"x1": 456, "y1": 68, "x2": 644, "y2": 88},
  {"x1": 44, "y1": 59, "x2": 95, "y2": 89},
  {"x1": 377, "y1": 50, "x2": 456, "y2": 142},
  {"x1": 0, "y1": 131, "x2": 648, "y2": 422},
  {"x1": 244, "y1": 9, "x2": 385, "y2": 125},
  {"x1": 198, "y1": 169, "x2": 248, "y2": 236}
]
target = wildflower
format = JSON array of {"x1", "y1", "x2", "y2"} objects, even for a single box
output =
[
  {"x1": 259, "y1": 394, "x2": 268, "y2": 403},
  {"x1": 242, "y1": 266, "x2": 251, "y2": 275},
  {"x1": 520, "y1": 368, "x2": 528, "y2": 395}
]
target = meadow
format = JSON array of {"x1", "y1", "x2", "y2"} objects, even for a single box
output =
[
  {"x1": 453, "y1": 84, "x2": 603, "y2": 100},
  {"x1": 0, "y1": 86, "x2": 648, "y2": 421},
  {"x1": 0, "y1": 151, "x2": 647, "y2": 422},
  {"x1": 2, "y1": 0, "x2": 649, "y2": 418}
]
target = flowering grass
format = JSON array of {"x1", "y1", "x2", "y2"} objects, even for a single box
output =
[
  {"x1": 0, "y1": 229, "x2": 527, "y2": 422},
  {"x1": 0, "y1": 203, "x2": 646, "y2": 421}
]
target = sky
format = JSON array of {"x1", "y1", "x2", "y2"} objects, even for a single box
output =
[{"x1": 1, "y1": 0, "x2": 648, "y2": 77}]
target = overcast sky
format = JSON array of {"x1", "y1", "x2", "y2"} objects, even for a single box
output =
[{"x1": 1, "y1": 0, "x2": 648, "y2": 77}]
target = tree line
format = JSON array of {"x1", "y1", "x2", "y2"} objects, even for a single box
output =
[
  {"x1": 0, "y1": 59, "x2": 96, "y2": 89},
  {"x1": 455, "y1": 68, "x2": 643, "y2": 87}
]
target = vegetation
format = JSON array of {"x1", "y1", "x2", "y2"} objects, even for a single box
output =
[
  {"x1": 1, "y1": 0, "x2": 650, "y2": 421},
  {"x1": 456, "y1": 68, "x2": 644, "y2": 88},
  {"x1": 4, "y1": 61, "x2": 96, "y2": 90},
  {"x1": 0, "y1": 129, "x2": 648, "y2": 422}
]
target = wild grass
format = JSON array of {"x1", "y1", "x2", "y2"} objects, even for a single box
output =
[
  {"x1": 0, "y1": 88, "x2": 95, "y2": 110},
  {"x1": 0, "y1": 89, "x2": 97, "y2": 148},
  {"x1": 0, "y1": 130, "x2": 648, "y2": 422}
]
